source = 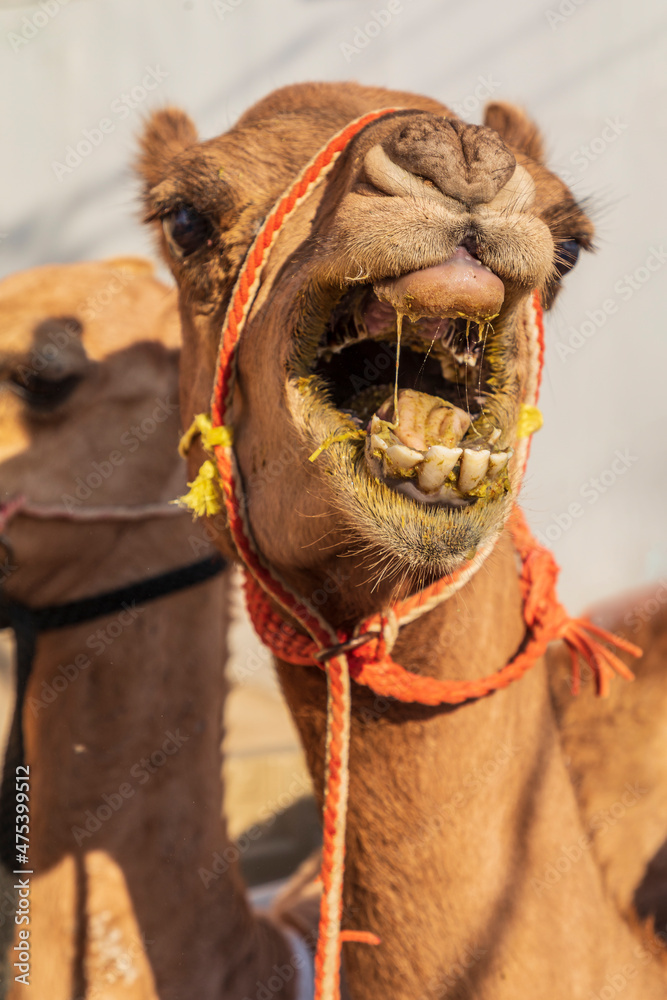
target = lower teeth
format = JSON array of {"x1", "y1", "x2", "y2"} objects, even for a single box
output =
[
  {"x1": 366, "y1": 389, "x2": 509, "y2": 499},
  {"x1": 370, "y1": 436, "x2": 509, "y2": 498},
  {"x1": 417, "y1": 446, "x2": 462, "y2": 491}
]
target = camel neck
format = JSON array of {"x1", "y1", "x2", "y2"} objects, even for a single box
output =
[
  {"x1": 277, "y1": 531, "x2": 665, "y2": 1000},
  {"x1": 0, "y1": 551, "x2": 226, "y2": 870},
  {"x1": 10, "y1": 517, "x2": 297, "y2": 1000}
]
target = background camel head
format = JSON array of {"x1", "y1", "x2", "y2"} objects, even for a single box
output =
[
  {"x1": 0, "y1": 258, "x2": 182, "y2": 603},
  {"x1": 139, "y1": 82, "x2": 593, "y2": 622}
]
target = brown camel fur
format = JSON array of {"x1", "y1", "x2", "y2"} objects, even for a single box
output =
[
  {"x1": 139, "y1": 83, "x2": 667, "y2": 997},
  {"x1": 0, "y1": 259, "x2": 303, "y2": 999},
  {"x1": 548, "y1": 591, "x2": 667, "y2": 926}
]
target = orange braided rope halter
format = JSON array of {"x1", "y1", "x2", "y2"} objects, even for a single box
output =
[
  {"x1": 183, "y1": 109, "x2": 641, "y2": 1000},
  {"x1": 244, "y1": 505, "x2": 638, "y2": 703}
]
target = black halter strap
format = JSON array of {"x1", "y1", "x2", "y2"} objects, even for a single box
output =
[{"x1": 0, "y1": 553, "x2": 227, "y2": 870}]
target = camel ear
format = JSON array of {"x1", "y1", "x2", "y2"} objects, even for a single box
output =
[
  {"x1": 137, "y1": 107, "x2": 199, "y2": 189},
  {"x1": 483, "y1": 102, "x2": 545, "y2": 163}
]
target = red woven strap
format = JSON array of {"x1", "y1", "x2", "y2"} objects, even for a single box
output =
[{"x1": 314, "y1": 653, "x2": 352, "y2": 996}]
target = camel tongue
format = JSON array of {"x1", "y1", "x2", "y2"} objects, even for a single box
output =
[
  {"x1": 374, "y1": 246, "x2": 505, "y2": 322},
  {"x1": 375, "y1": 388, "x2": 471, "y2": 451}
]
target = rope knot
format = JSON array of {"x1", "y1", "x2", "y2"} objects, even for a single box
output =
[
  {"x1": 178, "y1": 412, "x2": 233, "y2": 457},
  {"x1": 314, "y1": 611, "x2": 399, "y2": 674},
  {"x1": 510, "y1": 508, "x2": 641, "y2": 698},
  {"x1": 343, "y1": 611, "x2": 399, "y2": 677},
  {"x1": 520, "y1": 544, "x2": 560, "y2": 628}
]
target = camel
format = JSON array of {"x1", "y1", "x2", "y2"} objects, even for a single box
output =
[
  {"x1": 138, "y1": 82, "x2": 667, "y2": 999},
  {"x1": 0, "y1": 258, "x2": 311, "y2": 1000}
]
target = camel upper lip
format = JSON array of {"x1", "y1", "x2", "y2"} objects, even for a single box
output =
[{"x1": 374, "y1": 247, "x2": 506, "y2": 323}]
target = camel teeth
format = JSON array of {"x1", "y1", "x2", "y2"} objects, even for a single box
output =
[
  {"x1": 488, "y1": 452, "x2": 509, "y2": 479},
  {"x1": 458, "y1": 449, "x2": 490, "y2": 493},
  {"x1": 452, "y1": 349, "x2": 476, "y2": 367},
  {"x1": 385, "y1": 444, "x2": 423, "y2": 471},
  {"x1": 417, "y1": 446, "x2": 462, "y2": 491},
  {"x1": 487, "y1": 427, "x2": 501, "y2": 445},
  {"x1": 371, "y1": 433, "x2": 388, "y2": 453}
]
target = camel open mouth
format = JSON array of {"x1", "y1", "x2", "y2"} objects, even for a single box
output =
[{"x1": 309, "y1": 247, "x2": 517, "y2": 509}]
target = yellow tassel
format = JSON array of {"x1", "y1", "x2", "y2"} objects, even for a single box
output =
[
  {"x1": 308, "y1": 429, "x2": 366, "y2": 463},
  {"x1": 179, "y1": 413, "x2": 233, "y2": 457},
  {"x1": 517, "y1": 404, "x2": 543, "y2": 439},
  {"x1": 174, "y1": 460, "x2": 223, "y2": 517}
]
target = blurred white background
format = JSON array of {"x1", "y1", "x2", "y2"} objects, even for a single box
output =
[{"x1": 1, "y1": 0, "x2": 665, "y2": 618}]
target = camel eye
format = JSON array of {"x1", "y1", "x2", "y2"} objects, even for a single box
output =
[
  {"x1": 9, "y1": 371, "x2": 82, "y2": 412},
  {"x1": 554, "y1": 239, "x2": 581, "y2": 278},
  {"x1": 162, "y1": 205, "x2": 213, "y2": 259}
]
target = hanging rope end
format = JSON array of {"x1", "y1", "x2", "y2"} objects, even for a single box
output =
[
  {"x1": 176, "y1": 460, "x2": 224, "y2": 518},
  {"x1": 560, "y1": 617, "x2": 640, "y2": 699}
]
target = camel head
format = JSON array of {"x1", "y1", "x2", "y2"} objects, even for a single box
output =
[
  {"x1": 0, "y1": 258, "x2": 182, "y2": 600},
  {"x1": 139, "y1": 82, "x2": 593, "y2": 621}
]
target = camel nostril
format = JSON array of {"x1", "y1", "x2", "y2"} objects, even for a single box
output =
[
  {"x1": 363, "y1": 143, "x2": 446, "y2": 203},
  {"x1": 460, "y1": 234, "x2": 480, "y2": 258}
]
